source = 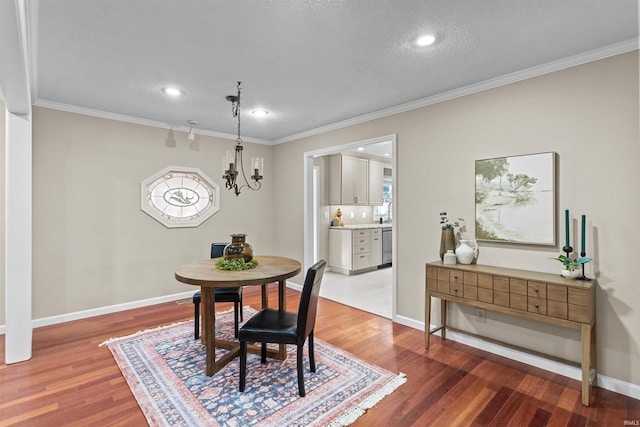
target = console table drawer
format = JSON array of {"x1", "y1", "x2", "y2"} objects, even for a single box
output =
[
  {"x1": 510, "y1": 279, "x2": 527, "y2": 295},
  {"x1": 437, "y1": 267, "x2": 450, "y2": 282},
  {"x1": 569, "y1": 304, "x2": 592, "y2": 323},
  {"x1": 425, "y1": 265, "x2": 437, "y2": 291},
  {"x1": 464, "y1": 285, "x2": 478, "y2": 301},
  {"x1": 449, "y1": 270, "x2": 464, "y2": 285},
  {"x1": 548, "y1": 300, "x2": 568, "y2": 319},
  {"x1": 548, "y1": 284, "x2": 568, "y2": 302},
  {"x1": 528, "y1": 282, "x2": 547, "y2": 299},
  {"x1": 478, "y1": 288, "x2": 493, "y2": 303},
  {"x1": 494, "y1": 290, "x2": 509, "y2": 307},
  {"x1": 450, "y1": 283, "x2": 463, "y2": 297},
  {"x1": 528, "y1": 297, "x2": 547, "y2": 315},
  {"x1": 494, "y1": 276, "x2": 509, "y2": 292},
  {"x1": 510, "y1": 293, "x2": 527, "y2": 311},
  {"x1": 463, "y1": 272, "x2": 478, "y2": 286},
  {"x1": 437, "y1": 280, "x2": 450, "y2": 294},
  {"x1": 568, "y1": 288, "x2": 591, "y2": 306},
  {"x1": 478, "y1": 273, "x2": 493, "y2": 289}
]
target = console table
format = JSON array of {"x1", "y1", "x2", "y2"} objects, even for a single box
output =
[{"x1": 425, "y1": 261, "x2": 596, "y2": 406}]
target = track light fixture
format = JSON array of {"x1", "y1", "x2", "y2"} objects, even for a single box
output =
[{"x1": 187, "y1": 120, "x2": 198, "y2": 141}]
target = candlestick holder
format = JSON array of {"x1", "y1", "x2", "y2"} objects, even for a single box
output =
[
  {"x1": 562, "y1": 246, "x2": 573, "y2": 259},
  {"x1": 576, "y1": 251, "x2": 592, "y2": 281}
]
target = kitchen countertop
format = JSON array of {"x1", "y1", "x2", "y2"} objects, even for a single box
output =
[{"x1": 330, "y1": 223, "x2": 392, "y2": 230}]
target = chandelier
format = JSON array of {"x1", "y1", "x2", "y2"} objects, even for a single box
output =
[{"x1": 222, "y1": 82, "x2": 263, "y2": 196}]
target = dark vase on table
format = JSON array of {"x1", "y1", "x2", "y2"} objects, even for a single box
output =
[
  {"x1": 439, "y1": 228, "x2": 456, "y2": 261},
  {"x1": 224, "y1": 234, "x2": 254, "y2": 262}
]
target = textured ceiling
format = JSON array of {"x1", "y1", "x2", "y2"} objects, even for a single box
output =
[{"x1": 29, "y1": 0, "x2": 638, "y2": 143}]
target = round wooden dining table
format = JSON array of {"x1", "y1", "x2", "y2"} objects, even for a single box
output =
[{"x1": 175, "y1": 255, "x2": 301, "y2": 376}]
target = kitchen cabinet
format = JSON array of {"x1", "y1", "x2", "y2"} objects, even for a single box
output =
[
  {"x1": 368, "y1": 160, "x2": 384, "y2": 205},
  {"x1": 370, "y1": 228, "x2": 383, "y2": 266},
  {"x1": 329, "y1": 155, "x2": 369, "y2": 205},
  {"x1": 328, "y1": 227, "x2": 385, "y2": 274}
]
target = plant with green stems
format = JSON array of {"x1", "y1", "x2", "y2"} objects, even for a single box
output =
[
  {"x1": 550, "y1": 254, "x2": 592, "y2": 271},
  {"x1": 215, "y1": 258, "x2": 258, "y2": 271}
]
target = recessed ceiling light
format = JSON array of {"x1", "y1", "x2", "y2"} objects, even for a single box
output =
[
  {"x1": 162, "y1": 87, "x2": 183, "y2": 97},
  {"x1": 357, "y1": 147, "x2": 365, "y2": 151},
  {"x1": 416, "y1": 35, "x2": 436, "y2": 47},
  {"x1": 251, "y1": 109, "x2": 269, "y2": 117}
]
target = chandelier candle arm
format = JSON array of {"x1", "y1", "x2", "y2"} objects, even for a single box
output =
[{"x1": 221, "y1": 81, "x2": 264, "y2": 196}]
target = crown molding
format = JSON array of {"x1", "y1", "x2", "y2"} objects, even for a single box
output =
[
  {"x1": 31, "y1": 99, "x2": 273, "y2": 145},
  {"x1": 273, "y1": 39, "x2": 639, "y2": 144}
]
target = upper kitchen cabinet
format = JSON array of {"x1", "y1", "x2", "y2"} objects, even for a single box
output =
[
  {"x1": 368, "y1": 160, "x2": 384, "y2": 205},
  {"x1": 329, "y1": 155, "x2": 369, "y2": 205}
]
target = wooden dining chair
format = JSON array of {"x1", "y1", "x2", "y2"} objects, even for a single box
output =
[
  {"x1": 192, "y1": 242, "x2": 243, "y2": 339},
  {"x1": 238, "y1": 259, "x2": 326, "y2": 397}
]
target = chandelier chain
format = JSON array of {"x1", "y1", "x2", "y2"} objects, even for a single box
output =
[{"x1": 234, "y1": 81, "x2": 242, "y2": 144}]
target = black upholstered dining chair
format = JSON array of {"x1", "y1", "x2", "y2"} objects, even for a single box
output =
[
  {"x1": 192, "y1": 242, "x2": 243, "y2": 339},
  {"x1": 238, "y1": 259, "x2": 326, "y2": 397}
]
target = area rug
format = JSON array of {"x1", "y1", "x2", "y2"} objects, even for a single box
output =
[{"x1": 102, "y1": 307, "x2": 406, "y2": 427}]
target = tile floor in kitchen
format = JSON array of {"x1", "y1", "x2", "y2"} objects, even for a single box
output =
[{"x1": 319, "y1": 266, "x2": 392, "y2": 318}]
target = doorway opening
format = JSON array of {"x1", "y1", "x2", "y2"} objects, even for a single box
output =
[{"x1": 303, "y1": 135, "x2": 397, "y2": 320}]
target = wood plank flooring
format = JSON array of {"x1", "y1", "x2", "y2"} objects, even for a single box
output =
[{"x1": 1, "y1": 285, "x2": 638, "y2": 426}]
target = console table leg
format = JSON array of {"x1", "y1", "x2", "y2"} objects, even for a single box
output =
[
  {"x1": 425, "y1": 292, "x2": 431, "y2": 348},
  {"x1": 441, "y1": 299, "x2": 447, "y2": 341},
  {"x1": 581, "y1": 323, "x2": 593, "y2": 406}
]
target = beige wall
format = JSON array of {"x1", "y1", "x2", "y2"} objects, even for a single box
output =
[
  {"x1": 29, "y1": 108, "x2": 275, "y2": 318},
  {"x1": 273, "y1": 52, "x2": 640, "y2": 385}
]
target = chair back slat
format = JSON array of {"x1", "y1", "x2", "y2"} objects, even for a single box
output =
[
  {"x1": 297, "y1": 260, "x2": 326, "y2": 343},
  {"x1": 211, "y1": 242, "x2": 228, "y2": 259}
]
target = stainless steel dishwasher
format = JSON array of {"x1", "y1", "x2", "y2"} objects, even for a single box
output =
[{"x1": 381, "y1": 227, "x2": 392, "y2": 266}]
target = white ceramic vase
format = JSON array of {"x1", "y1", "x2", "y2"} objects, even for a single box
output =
[
  {"x1": 443, "y1": 249, "x2": 457, "y2": 265},
  {"x1": 455, "y1": 240, "x2": 478, "y2": 264},
  {"x1": 561, "y1": 269, "x2": 580, "y2": 279}
]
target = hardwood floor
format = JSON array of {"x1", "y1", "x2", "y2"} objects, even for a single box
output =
[{"x1": 1, "y1": 285, "x2": 638, "y2": 426}]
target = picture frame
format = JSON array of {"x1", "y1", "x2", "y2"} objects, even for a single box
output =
[{"x1": 475, "y1": 152, "x2": 556, "y2": 245}]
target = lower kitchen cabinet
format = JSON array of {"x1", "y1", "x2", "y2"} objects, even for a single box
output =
[{"x1": 329, "y1": 227, "x2": 384, "y2": 274}]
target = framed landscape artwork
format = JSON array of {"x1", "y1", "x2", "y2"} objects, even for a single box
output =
[{"x1": 475, "y1": 152, "x2": 556, "y2": 245}]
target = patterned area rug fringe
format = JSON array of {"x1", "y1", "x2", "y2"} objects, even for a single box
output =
[{"x1": 328, "y1": 372, "x2": 407, "y2": 427}]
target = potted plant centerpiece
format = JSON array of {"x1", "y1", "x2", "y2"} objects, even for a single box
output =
[{"x1": 551, "y1": 254, "x2": 592, "y2": 279}]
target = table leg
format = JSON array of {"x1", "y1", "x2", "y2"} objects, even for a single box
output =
[
  {"x1": 262, "y1": 284, "x2": 268, "y2": 308},
  {"x1": 278, "y1": 279, "x2": 286, "y2": 311},
  {"x1": 202, "y1": 287, "x2": 215, "y2": 376},
  {"x1": 277, "y1": 279, "x2": 287, "y2": 359}
]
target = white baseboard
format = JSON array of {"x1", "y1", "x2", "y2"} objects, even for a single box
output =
[
  {"x1": 0, "y1": 290, "x2": 196, "y2": 334},
  {"x1": 287, "y1": 281, "x2": 303, "y2": 292},
  {"x1": 0, "y1": 282, "x2": 306, "y2": 334},
  {"x1": 394, "y1": 315, "x2": 640, "y2": 401}
]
